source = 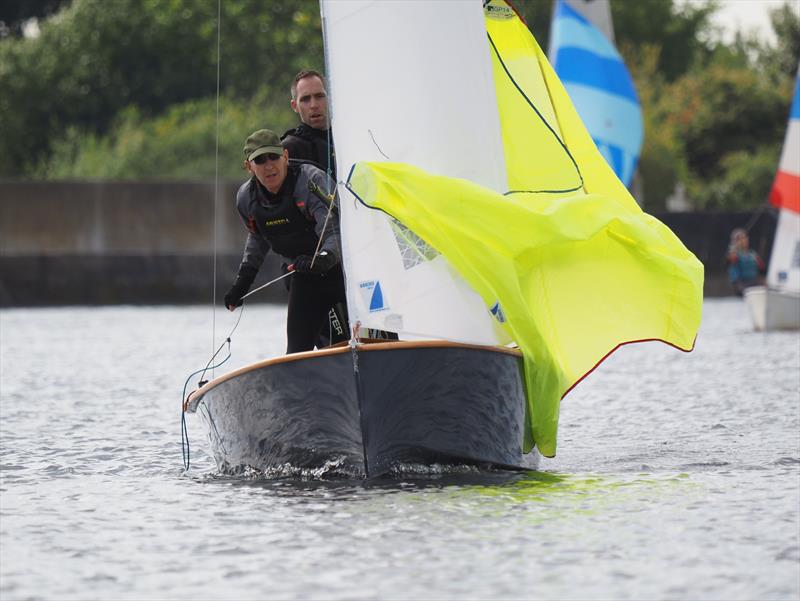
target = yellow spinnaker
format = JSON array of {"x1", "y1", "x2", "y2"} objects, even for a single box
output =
[
  {"x1": 347, "y1": 163, "x2": 703, "y2": 457},
  {"x1": 346, "y1": 1, "x2": 703, "y2": 457}
]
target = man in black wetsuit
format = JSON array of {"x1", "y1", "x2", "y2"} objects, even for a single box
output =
[
  {"x1": 281, "y1": 70, "x2": 336, "y2": 179},
  {"x1": 280, "y1": 70, "x2": 397, "y2": 343},
  {"x1": 223, "y1": 129, "x2": 348, "y2": 353}
]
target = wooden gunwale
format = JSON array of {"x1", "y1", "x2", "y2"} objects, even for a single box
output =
[{"x1": 184, "y1": 339, "x2": 522, "y2": 410}]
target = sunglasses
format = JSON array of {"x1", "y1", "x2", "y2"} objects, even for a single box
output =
[{"x1": 252, "y1": 152, "x2": 283, "y2": 165}]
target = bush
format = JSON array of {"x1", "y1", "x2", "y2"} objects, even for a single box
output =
[{"x1": 41, "y1": 89, "x2": 296, "y2": 180}]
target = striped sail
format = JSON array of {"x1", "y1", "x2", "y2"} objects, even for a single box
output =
[
  {"x1": 767, "y1": 69, "x2": 800, "y2": 292},
  {"x1": 548, "y1": 0, "x2": 643, "y2": 187}
]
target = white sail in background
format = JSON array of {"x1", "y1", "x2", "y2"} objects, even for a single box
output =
[
  {"x1": 321, "y1": 0, "x2": 511, "y2": 343},
  {"x1": 743, "y1": 67, "x2": 800, "y2": 331},
  {"x1": 766, "y1": 68, "x2": 800, "y2": 293}
]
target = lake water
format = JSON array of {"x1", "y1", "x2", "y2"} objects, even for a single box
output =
[{"x1": 1, "y1": 298, "x2": 798, "y2": 600}]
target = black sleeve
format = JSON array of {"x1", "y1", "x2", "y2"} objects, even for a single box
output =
[
  {"x1": 283, "y1": 135, "x2": 324, "y2": 171},
  {"x1": 233, "y1": 183, "x2": 270, "y2": 282}
]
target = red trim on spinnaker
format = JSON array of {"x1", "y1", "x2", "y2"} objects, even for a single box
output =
[
  {"x1": 769, "y1": 170, "x2": 800, "y2": 213},
  {"x1": 560, "y1": 335, "x2": 697, "y2": 400}
]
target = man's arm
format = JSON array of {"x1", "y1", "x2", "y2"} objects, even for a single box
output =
[{"x1": 225, "y1": 184, "x2": 272, "y2": 308}]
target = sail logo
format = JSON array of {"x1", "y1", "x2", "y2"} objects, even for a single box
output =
[
  {"x1": 484, "y1": 0, "x2": 514, "y2": 20},
  {"x1": 489, "y1": 301, "x2": 506, "y2": 323},
  {"x1": 359, "y1": 280, "x2": 388, "y2": 312}
]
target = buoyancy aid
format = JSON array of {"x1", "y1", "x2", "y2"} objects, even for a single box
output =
[
  {"x1": 281, "y1": 123, "x2": 336, "y2": 179},
  {"x1": 245, "y1": 167, "x2": 318, "y2": 260}
]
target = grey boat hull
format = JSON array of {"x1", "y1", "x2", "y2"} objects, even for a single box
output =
[{"x1": 185, "y1": 341, "x2": 534, "y2": 477}]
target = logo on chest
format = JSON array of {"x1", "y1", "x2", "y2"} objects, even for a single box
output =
[{"x1": 264, "y1": 217, "x2": 291, "y2": 227}]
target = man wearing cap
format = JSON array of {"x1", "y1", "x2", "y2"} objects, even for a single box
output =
[
  {"x1": 224, "y1": 128, "x2": 348, "y2": 353},
  {"x1": 281, "y1": 70, "x2": 335, "y2": 179}
]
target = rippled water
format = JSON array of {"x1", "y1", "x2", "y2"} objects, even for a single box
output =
[{"x1": 1, "y1": 299, "x2": 798, "y2": 600}]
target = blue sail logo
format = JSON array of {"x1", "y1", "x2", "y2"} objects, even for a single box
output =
[
  {"x1": 359, "y1": 280, "x2": 388, "y2": 312},
  {"x1": 489, "y1": 301, "x2": 506, "y2": 323}
]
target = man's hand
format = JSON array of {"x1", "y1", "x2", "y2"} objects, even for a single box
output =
[
  {"x1": 223, "y1": 277, "x2": 253, "y2": 310},
  {"x1": 291, "y1": 251, "x2": 338, "y2": 275}
]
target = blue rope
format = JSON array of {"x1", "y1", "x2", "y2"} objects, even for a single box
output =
[
  {"x1": 180, "y1": 348, "x2": 233, "y2": 471},
  {"x1": 181, "y1": 303, "x2": 246, "y2": 471}
]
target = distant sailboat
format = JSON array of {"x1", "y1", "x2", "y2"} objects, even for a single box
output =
[
  {"x1": 548, "y1": 0, "x2": 643, "y2": 187},
  {"x1": 744, "y1": 67, "x2": 800, "y2": 331}
]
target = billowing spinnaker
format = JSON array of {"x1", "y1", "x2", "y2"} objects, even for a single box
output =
[
  {"x1": 484, "y1": 0, "x2": 578, "y2": 195},
  {"x1": 326, "y1": 0, "x2": 703, "y2": 455},
  {"x1": 348, "y1": 162, "x2": 704, "y2": 457},
  {"x1": 484, "y1": 0, "x2": 638, "y2": 208},
  {"x1": 321, "y1": 0, "x2": 511, "y2": 343}
]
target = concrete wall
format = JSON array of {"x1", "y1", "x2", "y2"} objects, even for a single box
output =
[
  {"x1": 0, "y1": 181, "x2": 778, "y2": 306},
  {"x1": 0, "y1": 181, "x2": 286, "y2": 306}
]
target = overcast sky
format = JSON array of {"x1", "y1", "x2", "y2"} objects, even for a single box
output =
[{"x1": 699, "y1": 0, "x2": 800, "y2": 44}]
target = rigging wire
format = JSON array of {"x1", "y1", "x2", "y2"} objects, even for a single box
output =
[
  {"x1": 211, "y1": 0, "x2": 222, "y2": 377},
  {"x1": 182, "y1": 0, "x2": 224, "y2": 473}
]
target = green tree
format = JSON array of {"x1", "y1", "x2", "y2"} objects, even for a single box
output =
[
  {"x1": 514, "y1": 0, "x2": 720, "y2": 81},
  {"x1": 612, "y1": 0, "x2": 719, "y2": 82},
  {"x1": 657, "y1": 63, "x2": 790, "y2": 209},
  {"x1": 42, "y1": 92, "x2": 295, "y2": 180},
  {"x1": 0, "y1": 0, "x2": 322, "y2": 179},
  {"x1": 759, "y1": 2, "x2": 800, "y2": 80},
  {"x1": 0, "y1": 0, "x2": 69, "y2": 38}
]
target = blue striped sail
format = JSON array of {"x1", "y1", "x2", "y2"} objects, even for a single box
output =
[{"x1": 548, "y1": 0, "x2": 643, "y2": 187}]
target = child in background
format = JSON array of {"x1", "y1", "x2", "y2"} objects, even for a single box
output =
[{"x1": 727, "y1": 228, "x2": 766, "y2": 296}]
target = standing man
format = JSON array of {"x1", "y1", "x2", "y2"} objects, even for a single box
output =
[
  {"x1": 224, "y1": 129, "x2": 348, "y2": 353},
  {"x1": 282, "y1": 69, "x2": 346, "y2": 345},
  {"x1": 281, "y1": 70, "x2": 336, "y2": 179}
]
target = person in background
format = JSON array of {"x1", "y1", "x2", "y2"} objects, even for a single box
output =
[
  {"x1": 281, "y1": 69, "x2": 335, "y2": 179},
  {"x1": 224, "y1": 129, "x2": 348, "y2": 353},
  {"x1": 727, "y1": 228, "x2": 766, "y2": 296}
]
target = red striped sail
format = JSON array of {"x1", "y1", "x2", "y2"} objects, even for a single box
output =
[{"x1": 770, "y1": 72, "x2": 800, "y2": 214}]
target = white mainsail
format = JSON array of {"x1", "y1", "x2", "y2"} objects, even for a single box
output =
[
  {"x1": 744, "y1": 67, "x2": 800, "y2": 331},
  {"x1": 321, "y1": 0, "x2": 511, "y2": 344}
]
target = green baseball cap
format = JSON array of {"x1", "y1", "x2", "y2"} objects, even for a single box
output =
[{"x1": 243, "y1": 129, "x2": 284, "y2": 161}]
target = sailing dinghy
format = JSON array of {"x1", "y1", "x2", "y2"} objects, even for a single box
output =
[
  {"x1": 184, "y1": 0, "x2": 703, "y2": 478},
  {"x1": 744, "y1": 68, "x2": 800, "y2": 331}
]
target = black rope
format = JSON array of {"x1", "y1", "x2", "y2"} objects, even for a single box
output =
[{"x1": 368, "y1": 129, "x2": 391, "y2": 160}]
